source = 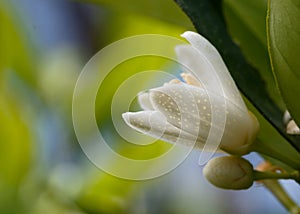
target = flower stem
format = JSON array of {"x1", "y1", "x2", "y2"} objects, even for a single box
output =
[
  {"x1": 251, "y1": 140, "x2": 300, "y2": 170},
  {"x1": 253, "y1": 170, "x2": 300, "y2": 182},
  {"x1": 259, "y1": 179, "x2": 300, "y2": 214}
]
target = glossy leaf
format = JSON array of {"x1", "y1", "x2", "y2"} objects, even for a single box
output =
[
  {"x1": 174, "y1": 0, "x2": 300, "y2": 151},
  {"x1": 223, "y1": 0, "x2": 284, "y2": 109},
  {"x1": 267, "y1": 0, "x2": 300, "y2": 125}
]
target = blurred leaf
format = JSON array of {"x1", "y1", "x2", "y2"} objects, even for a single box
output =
[
  {"x1": 94, "y1": 13, "x2": 185, "y2": 159},
  {"x1": 0, "y1": 2, "x2": 37, "y2": 213},
  {"x1": 223, "y1": 0, "x2": 284, "y2": 109},
  {"x1": 0, "y1": 1, "x2": 35, "y2": 85},
  {"x1": 96, "y1": 13, "x2": 186, "y2": 120},
  {"x1": 77, "y1": 0, "x2": 193, "y2": 28},
  {"x1": 267, "y1": 0, "x2": 300, "y2": 125},
  {"x1": 32, "y1": 190, "x2": 84, "y2": 214},
  {"x1": 0, "y1": 97, "x2": 32, "y2": 184},
  {"x1": 96, "y1": 55, "x2": 174, "y2": 160},
  {"x1": 0, "y1": 79, "x2": 33, "y2": 213},
  {"x1": 103, "y1": 12, "x2": 189, "y2": 42},
  {"x1": 174, "y1": 0, "x2": 300, "y2": 151},
  {"x1": 76, "y1": 173, "x2": 134, "y2": 214},
  {"x1": 38, "y1": 46, "x2": 82, "y2": 113}
]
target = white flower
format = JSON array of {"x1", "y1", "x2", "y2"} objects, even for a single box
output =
[
  {"x1": 122, "y1": 31, "x2": 259, "y2": 155},
  {"x1": 283, "y1": 111, "x2": 300, "y2": 135}
]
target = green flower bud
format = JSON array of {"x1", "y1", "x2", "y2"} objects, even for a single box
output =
[{"x1": 203, "y1": 156, "x2": 254, "y2": 190}]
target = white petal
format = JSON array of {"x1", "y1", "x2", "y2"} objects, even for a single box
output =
[
  {"x1": 149, "y1": 83, "x2": 217, "y2": 138},
  {"x1": 148, "y1": 83, "x2": 256, "y2": 154},
  {"x1": 122, "y1": 111, "x2": 204, "y2": 148},
  {"x1": 137, "y1": 91, "x2": 154, "y2": 110},
  {"x1": 175, "y1": 45, "x2": 214, "y2": 87},
  {"x1": 286, "y1": 120, "x2": 300, "y2": 135},
  {"x1": 178, "y1": 31, "x2": 247, "y2": 111},
  {"x1": 283, "y1": 110, "x2": 291, "y2": 125}
]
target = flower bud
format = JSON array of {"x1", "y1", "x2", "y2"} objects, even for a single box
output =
[
  {"x1": 203, "y1": 156, "x2": 254, "y2": 190},
  {"x1": 123, "y1": 31, "x2": 260, "y2": 156}
]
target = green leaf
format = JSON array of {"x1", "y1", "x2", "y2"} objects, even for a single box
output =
[
  {"x1": 95, "y1": 13, "x2": 185, "y2": 122},
  {"x1": 223, "y1": 0, "x2": 284, "y2": 109},
  {"x1": 76, "y1": 172, "x2": 133, "y2": 214},
  {"x1": 267, "y1": 0, "x2": 300, "y2": 125},
  {"x1": 0, "y1": 82, "x2": 33, "y2": 213},
  {"x1": 76, "y1": 0, "x2": 193, "y2": 29},
  {"x1": 224, "y1": 0, "x2": 267, "y2": 45},
  {"x1": 0, "y1": 1, "x2": 35, "y2": 85},
  {"x1": 174, "y1": 0, "x2": 300, "y2": 151},
  {"x1": 245, "y1": 98, "x2": 300, "y2": 170}
]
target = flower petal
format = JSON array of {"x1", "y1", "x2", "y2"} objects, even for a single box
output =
[
  {"x1": 175, "y1": 45, "x2": 215, "y2": 87},
  {"x1": 149, "y1": 83, "x2": 213, "y2": 138},
  {"x1": 286, "y1": 120, "x2": 300, "y2": 135},
  {"x1": 177, "y1": 31, "x2": 247, "y2": 111},
  {"x1": 148, "y1": 82, "x2": 256, "y2": 154},
  {"x1": 137, "y1": 91, "x2": 154, "y2": 110},
  {"x1": 122, "y1": 111, "x2": 204, "y2": 148}
]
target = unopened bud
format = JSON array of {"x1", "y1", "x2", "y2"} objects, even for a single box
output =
[{"x1": 203, "y1": 156, "x2": 254, "y2": 190}]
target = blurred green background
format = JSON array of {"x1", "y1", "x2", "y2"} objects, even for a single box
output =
[{"x1": 0, "y1": 0, "x2": 299, "y2": 213}]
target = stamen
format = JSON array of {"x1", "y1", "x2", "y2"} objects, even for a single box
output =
[
  {"x1": 180, "y1": 73, "x2": 201, "y2": 87},
  {"x1": 163, "y1": 78, "x2": 181, "y2": 86}
]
